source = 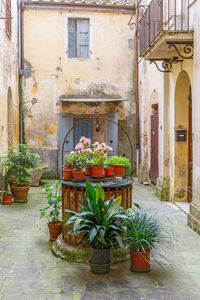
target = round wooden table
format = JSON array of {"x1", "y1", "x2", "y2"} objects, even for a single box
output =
[{"x1": 62, "y1": 178, "x2": 133, "y2": 245}]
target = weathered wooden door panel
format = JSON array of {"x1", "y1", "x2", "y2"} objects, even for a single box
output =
[
  {"x1": 73, "y1": 119, "x2": 93, "y2": 147},
  {"x1": 58, "y1": 114, "x2": 73, "y2": 174},
  {"x1": 107, "y1": 113, "x2": 118, "y2": 155},
  {"x1": 188, "y1": 98, "x2": 193, "y2": 202},
  {"x1": 150, "y1": 114, "x2": 159, "y2": 184}
]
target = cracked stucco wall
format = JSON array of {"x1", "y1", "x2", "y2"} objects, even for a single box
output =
[
  {"x1": 0, "y1": 1, "x2": 19, "y2": 188},
  {"x1": 23, "y1": 8, "x2": 136, "y2": 175}
]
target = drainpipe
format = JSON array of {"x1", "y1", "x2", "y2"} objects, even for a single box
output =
[
  {"x1": 18, "y1": 0, "x2": 24, "y2": 144},
  {"x1": 135, "y1": 0, "x2": 140, "y2": 176}
]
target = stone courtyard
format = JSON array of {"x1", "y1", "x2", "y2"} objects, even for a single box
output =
[{"x1": 1, "y1": 180, "x2": 200, "y2": 300}]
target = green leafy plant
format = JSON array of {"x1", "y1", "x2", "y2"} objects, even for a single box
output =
[
  {"x1": 1, "y1": 144, "x2": 40, "y2": 184},
  {"x1": 64, "y1": 151, "x2": 87, "y2": 171},
  {"x1": 124, "y1": 209, "x2": 174, "y2": 256},
  {"x1": 106, "y1": 155, "x2": 131, "y2": 170},
  {"x1": 65, "y1": 181, "x2": 126, "y2": 249},
  {"x1": 40, "y1": 180, "x2": 62, "y2": 224}
]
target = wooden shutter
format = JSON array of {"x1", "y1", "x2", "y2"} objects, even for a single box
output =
[
  {"x1": 77, "y1": 19, "x2": 89, "y2": 58},
  {"x1": 58, "y1": 114, "x2": 73, "y2": 173},
  {"x1": 73, "y1": 119, "x2": 93, "y2": 147},
  {"x1": 107, "y1": 113, "x2": 118, "y2": 155},
  {"x1": 68, "y1": 19, "x2": 77, "y2": 58}
]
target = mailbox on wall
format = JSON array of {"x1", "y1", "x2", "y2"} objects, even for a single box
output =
[{"x1": 175, "y1": 126, "x2": 187, "y2": 142}]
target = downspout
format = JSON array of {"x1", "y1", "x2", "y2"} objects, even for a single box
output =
[
  {"x1": 135, "y1": 0, "x2": 140, "y2": 176},
  {"x1": 18, "y1": 0, "x2": 24, "y2": 144}
]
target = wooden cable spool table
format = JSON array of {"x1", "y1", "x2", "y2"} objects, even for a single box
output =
[{"x1": 62, "y1": 177, "x2": 133, "y2": 245}]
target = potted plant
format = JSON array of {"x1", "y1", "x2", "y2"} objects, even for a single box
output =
[
  {"x1": 124, "y1": 209, "x2": 174, "y2": 273},
  {"x1": 40, "y1": 180, "x2": 62, "y2": 241},
  {"x1": 69, "y1": 151, "x2": 87, "y2": 180},
  {"x1": 63, "y1": 152, "x2": 75, "y2": 180},
  {"x1": 91, "y1": 142, "x2": 113, "y2": 178},
  {"x1": 74, "y1": 137, "x2": 92, "y2": 176},
  {"x1": 65, "y1": 181, "x2": 125, "y2": 274},
  {"x1": 1, "y1": 144, "x2": 40, "y2": 203},
  {"x1": 0, "y1": 190, "x2": 12, "y2": 205},
  {"x1": 106, "y1": 155, "x2": 131, "y2": 178}
]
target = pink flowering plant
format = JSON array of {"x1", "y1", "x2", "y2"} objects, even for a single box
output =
[{"x1": 91, "y1": 142, "x2": 113, "y2": 166}]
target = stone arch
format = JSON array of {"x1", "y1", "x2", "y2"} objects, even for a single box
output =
[
  {"x1": 174, "y1": 70, "x2": 192, "y2": 202},
  {"x1": 7, "y1": 87, "x2": 13, "y2": 148}
]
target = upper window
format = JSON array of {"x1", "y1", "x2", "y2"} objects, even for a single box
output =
[
  {"x1": 68, "y1": 19, "x2": 89, "y2": 58},
  {"x1": 5, "y1": 0, "x2": 12, "y2": 38}
]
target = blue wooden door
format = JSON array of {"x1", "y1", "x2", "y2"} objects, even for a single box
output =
[
  {"x1": 107, "y1": 113, "x2": 118, "y2": 155},
  {"x1": 73, "y1": 119, "x2": 93, "y2": 147},
  {"x1": 58, "y1": 114, "x2": 73, "y2": 173}
]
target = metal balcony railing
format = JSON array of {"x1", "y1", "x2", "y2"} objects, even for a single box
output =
[{"x1": 139, "y1": 0, "x2": 191, "y2": 56}]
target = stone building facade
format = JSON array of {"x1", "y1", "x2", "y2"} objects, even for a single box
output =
[
  {"x1": 137, "y1": 0, "x2": 200, "y2": 234},
  {"x1": 0, "y1": 0, "x2": 19, "y2": 188},
  {"x1": 21, "y1": 0, "x2": 136, "y2": 177}
]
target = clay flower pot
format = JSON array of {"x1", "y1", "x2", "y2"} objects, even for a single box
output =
[
  {"x1": 1, "y1": 194, "x2": 13, "y2": 205},
  {"x1": 63, "y1": 167, "x2": 72, "y2": 180},
  {"x1": 72, "y1": 171, "x2": 85, "y2": 180},
  {"x1": 12, "y1": 184, "x2": 30, "y2": 203},
  {"x1": 129, "y1": 250, "x2": 150, "y2": 273},
  {"x1": 48, "y1": 223, "x2": 62, "y2": 241},
  {"x1": 113, "y1": 165, "x2": 125, "y2": 177},
  {"x1": 91, "y1": 165, "x2": 104, "y2": 178},
  {"x1": 85, "y1": 165, "x2": 91, "y2": 176},
  {"x1": 104, "y1": 167, "x2": 113, "y2": 176}
]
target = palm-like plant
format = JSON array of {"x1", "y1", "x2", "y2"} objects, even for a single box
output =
[{"x1": 65, "y1": 181, "x2": 126, "y2": 249}]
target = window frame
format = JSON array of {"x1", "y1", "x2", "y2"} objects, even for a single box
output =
[{"x1": 68, "y1": 18, "x2": 90, "y2": 59}]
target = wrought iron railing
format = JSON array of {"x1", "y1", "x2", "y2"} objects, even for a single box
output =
[{"x1": 139, "y1": 0, "x2": 191, "y2": 56}]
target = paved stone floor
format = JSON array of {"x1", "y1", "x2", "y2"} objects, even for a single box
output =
[{"x1": 1, "y1": 180, "x2": 200, "y2": 300}]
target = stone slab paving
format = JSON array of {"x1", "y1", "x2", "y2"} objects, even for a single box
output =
[{"x1": 0, "y1": 180, "x2": 200, "y2": 299}]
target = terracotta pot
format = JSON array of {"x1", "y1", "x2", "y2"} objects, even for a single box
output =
[
  {"x1": 48, "y1": 223, "x2": 62, "y2": 241},
  {"x1": 63, "y1": 167, "x2": 72, "y2": 180},
  {"x1": 104, "y1": 167, "x2": 114, "y2": 176},
  {"x1": 91, "y1": 165, "x2": 104, "y2": 178},
  {"x1": 85, "y1": 166, "x2": 91, "y2": 176},
  {"x1": 129, "y1": 250, "x2": 150, "y2": 273},
  {"x1": 72, "y1": 171, "x2": 85, "y2": 180},
  {"x1": 12, "y1": 184, "x2": 30, "y2": 203},
  {"x1": 1, "y1": 194, "x2": 13, "y2": 205},
  {"x1": 113, "y1": 165, "x2": 125, "y2": 177}
]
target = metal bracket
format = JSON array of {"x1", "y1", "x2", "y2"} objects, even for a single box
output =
[
  {"x1": 149, "y1": 57, "x2": 183, "y2": 73},
  {"x1": 128, "y1": 4, "x2": 148, "y2": 30},
  {"x1": 167, "y1": 41, "x2": 193, "y2": 59}
]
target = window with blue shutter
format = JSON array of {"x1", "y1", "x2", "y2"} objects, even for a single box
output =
[{"x1": 68, "y1": 19, "x2": 89, "y2": 58}]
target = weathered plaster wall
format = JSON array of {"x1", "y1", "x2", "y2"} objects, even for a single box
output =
[
  {"x1": 23, "y1": 7, "x2": 135, "y2": 175},
  {"x1": 0, "y1": 1, "x2": 19, "y2": 188}
]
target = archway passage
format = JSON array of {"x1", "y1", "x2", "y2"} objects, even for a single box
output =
[
  {"x1": 7, "y1": 87, "x2": 13, "y2": 148},
  {"x1": 174, "y1": 71, "x2": 192, "y2": 202}
]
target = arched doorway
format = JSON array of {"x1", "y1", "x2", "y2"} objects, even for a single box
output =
[
  {"x1": 7, "y1": 87, "x2": 13, "y2": 148},
  {"x1": 174, "y1": 71, "x2": 192, "y2": 202}
]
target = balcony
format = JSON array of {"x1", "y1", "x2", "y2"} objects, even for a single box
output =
[{"x1": 139, "y1": 0, "x2": 193, "y2": 60}]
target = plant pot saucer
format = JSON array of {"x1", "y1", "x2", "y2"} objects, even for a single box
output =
[
  {"x1": 105, "y1": 174, "x2": 114, "y2": 177},
  {"x1": 72, "y1": 178, "x2": 85, "y2": 182},
  {"x1": 130, "y1": 265, "x2": 150, "y2": 273},
  {"x1": 91, "y1": 176, "x2": 105, "y2": 180},
  {"x1": 89, "y1": 261, "x2": 111, "y2": 275}
]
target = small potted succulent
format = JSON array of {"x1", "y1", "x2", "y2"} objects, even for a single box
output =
[
  {"x1": 91, "y1": 142, "x2": 113, "y2": 178},
  {"x1": 40, "y1": 180, "x2": 62, "y2": 241},
  {"x1": 66, "y1": 181, "x2": 125, "y2": 274},
  {"x1": 106, "y1": 155, "x2": 131, "y2": 178},
  {"x1": 1, "y1": 144, "x2": 40, "y2": 203},
  {"x1": 124, "y1": 209, "x2": 174, "y2": 273}
]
